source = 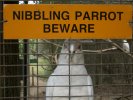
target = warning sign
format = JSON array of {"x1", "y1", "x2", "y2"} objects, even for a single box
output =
[{"x1": 4, "y1": 4, "x2": 132, "y2": 39}]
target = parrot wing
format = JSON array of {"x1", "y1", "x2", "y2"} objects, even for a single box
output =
[
  {"x1": 87, "y1": 76, "x2": 94, "y2": 100},
  {"x1": 46, "y1": 76, "x2": 55, "y2": 100}
]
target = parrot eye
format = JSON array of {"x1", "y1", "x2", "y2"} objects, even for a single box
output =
[
  {"x1": 64, "y1": 44, "x2": 68, "y2": 49},
  {"x1": 77, "y1": 45, "x2": 81, "y2": 50},
  {"x1": 73, "y1": 51, "x2": 76, "y2": 53}
]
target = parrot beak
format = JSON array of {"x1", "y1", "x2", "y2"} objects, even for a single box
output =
[
  {"x1": 69, "y1": 44, "x2": 75, "y2": 61},
  {"x1": 70, "y1": 54, "x2": 74, "y2": 61},
  {"x1": 69, "y1": 50, "x2": 75, "y2": 61}
]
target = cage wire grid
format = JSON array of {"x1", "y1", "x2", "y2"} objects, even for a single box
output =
[{"x1": 0, "y1": 0, "x2": 133, "y2": 100}]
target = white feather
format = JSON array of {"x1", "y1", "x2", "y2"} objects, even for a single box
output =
[
  {"x1": 46, "y1": 40, "x2": 94, "y2": 100},
  {"x1": 122, "y1": 40, "x2": 130, "y2": 53}
]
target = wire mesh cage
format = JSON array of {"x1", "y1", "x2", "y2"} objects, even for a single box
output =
[{"x1": 0, "y1": 0, "x2": 133, "y2": 100}]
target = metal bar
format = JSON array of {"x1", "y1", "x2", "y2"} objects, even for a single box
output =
[
  {"x1": 23, "y1": 40, "x2": 28, "y2": 100},
  {"x1": 0, "y1": 84, "x2": 132, "y2": 88},
  {"x1": 0, "y1": 73, "x2": 133, "y2": 78},
  {"x1": 0, "y1": 1, "x2": 3, "y2": 98},
  {"x1": 0, "y1": 52, "x2": 133, "y2": 55},
  {"x1": 36, "y1": 39, "x2": 39, "y2": 100},
  {"x1": 0, "y1": 0, "x2": 3, "y2": 42},
  {"x1": 0, "y1": 63, "x2": 133, "y2": 67},
  {"x1": 68, "y1": 39, "x2": 71, "y2": 100},
  {"x1": 131, "y1": 2, "x2": 133, "y2": 100}
]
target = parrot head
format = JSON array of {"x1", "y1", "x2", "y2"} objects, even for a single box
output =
[{"x1": 63, "y1": 39, "x2": 83, "y2": 63}]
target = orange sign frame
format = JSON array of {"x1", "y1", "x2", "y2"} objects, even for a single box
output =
[{"x1": 4, "y1": 4, "x2": 132, "y2": 39}]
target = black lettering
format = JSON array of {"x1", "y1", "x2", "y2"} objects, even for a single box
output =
[
  {"x1": 108, "y1": 12, "x2": 116, "y2": 20},
  {"x1": 34, "y1": 11, "x2": 41, "y2": 20},
  {"x1": 88, "y1": 24, "x2": 94, "y2": 33},
  {"x1": 25, "y1": 11, "x2": 32, "y2": 20},
  {"x1": 71, "y1": 24, "x2": 78, "y2": 33},
  {"x1": 13, "y1": 11, "x2": 20, "y2": 20},
  {"x1": 117, "y1": 12, "x2": 123, "y2": 20},
  {"x1": 42, "y1": 11, "x2": 49, "y2": 20},
  {"x1": 53, "y1": 11, "x2": 60, "y2": 20},
  {"x1": 92, "y1": 12, "x2": 99, "y2": 20},
  {"x1": 62, "y1": 11, "x2": 69, "y2": 20},
  {"x1": 80, "y1": 24, "x2": 87, "y2": 32},
  {"x1": 83, "y1": 11, "x2": 90, "y2": 20},
  {"x1": 49, "y1": 11, "x2": 52, "y2": 20},
  {"x1": 44, "y1": 24, "x2": 50, "y2": 33},
  {"x1": 22, "y1": 11, "x2": 24, "y2": 20},
  {"x1": 100, "y1": 12, "x2": 107, "y2": 20},
  {"x1": 75, "y1": 11, "x2": 82, "y2": 20},
  {"x1": 52, "y1": 24, "x2": 58, "y2": 33},
  {"x1": 60, "y1": 24, "x2": 70, "y2": 33}
]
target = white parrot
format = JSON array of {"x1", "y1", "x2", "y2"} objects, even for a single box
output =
[
  {"x1": 122, "y1": 40, "x2": 130, "y2": 53},
  {"x1": 46, "y1": 40, "x2": 94, "y2": 100}
]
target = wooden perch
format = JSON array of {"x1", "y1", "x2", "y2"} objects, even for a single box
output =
[
  {"x1": 43, "y1": 39, "x2": 62, "y2": 47},
  {"x1": 83, "y1": 46, "x2": 117, "y2": 53},
  {"x1": 32, "y1": 67, "x2": 34, "y2": 86},
  {"x1": 20, "y1": 80, "x2": 24, "y2": 100},
  {"x1": 42, "y1": 39, "x2": 118, "y2": 53},
  {"x1": 105, "y1": 39, "x2": 133, "y2": 58},
  {"x1": 30, "y1": 49, "x2": 51, "y2": 62},
  {"x1": 114, "y1": 95, "x2": 133, "y2": 100},
  {"x1": 54, "y1": 54, "x2": 58, "y2": 64}
]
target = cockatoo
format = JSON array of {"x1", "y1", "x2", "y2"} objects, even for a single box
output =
[
  {"x1": 46, "y1": 40, "x2": 94, "y2": 100},
  {"x1": 122, "y1": 40, "x2": 130, "y2": 53}
]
